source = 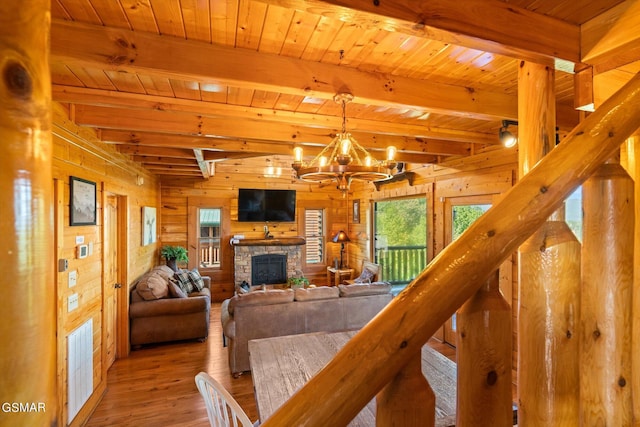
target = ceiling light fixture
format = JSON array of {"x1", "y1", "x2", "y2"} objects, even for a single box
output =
[
  {"x1": 292, "y1": 93, "x2": 397, "y2": 196},
  {"x1": 499, "y1": 119, "x2": 518, "y2": 148}
]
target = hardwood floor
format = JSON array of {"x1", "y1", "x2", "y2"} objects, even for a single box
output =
[{"x1": 86, "y1": 302, "x2": 456, "y2": 426}]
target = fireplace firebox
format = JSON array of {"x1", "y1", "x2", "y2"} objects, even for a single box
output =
[{"x1": 251, "y1": 254, "x2": 287, "y2": 286}]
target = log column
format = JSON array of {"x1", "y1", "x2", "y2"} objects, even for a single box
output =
[
  {"x1": 628, "y1": 135, "x2": 640, "y2": 423},
  {"x1": 457, "y1": 270, "x2": 512, "y2": 426},
  {"x1": 0, "y1": 2, "x2": 56, "y2": 426},
  {"x1": 580, "y1": 153, "x2": 634, "y2": 425},
  {"x1": 516, "y1": 61, "x2": 581, "y2": 425},
  {"x1": 377, "y1": 352, "x2": 435, "y2": 427}
]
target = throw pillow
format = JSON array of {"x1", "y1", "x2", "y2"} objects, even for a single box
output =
[
  {"x1": 338, "y1": 282, "x2": 392, "y2": 297},
  {"x1": 136, "y1": 272, "x2": 170, "y2": 300},
  {"x1": 235, "y1": 281, "x2": 250, "y2": 295},
  {"x1": 294, "y1": 286, "x2": 339, "y2": 301},
  {"x1": 188, "y1": 269, "x2": 205, "y2": 291},
  {"x1": 354, "y1": 267, "x2": 375, "y2": 283},
  {"x1": 168, "y1": 280, "x2": 188, "y2": 298},
  {"x1": 174, "y1": 271, "x2": 195, "y2": 294}
]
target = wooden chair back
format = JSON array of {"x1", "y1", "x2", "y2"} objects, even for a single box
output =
[{"x1": 195, "y1": 372, "x2": 254, "y2": 427}]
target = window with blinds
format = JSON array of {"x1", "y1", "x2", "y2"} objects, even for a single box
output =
[{"x1": 304, "y1": 209, "x2": 324, "y2": 264}]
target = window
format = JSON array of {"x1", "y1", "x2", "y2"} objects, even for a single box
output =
[
  {"x1": 565, "y1": 186, "x2": 582, "y2": 242},
  {"x1": 304, "y1": 209, "x2": 324, "y2": 264},
  {"x1": 198, "y1": 208, "x2": 221, "y2": 268}
]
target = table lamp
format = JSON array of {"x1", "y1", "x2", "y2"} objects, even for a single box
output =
[{"x1": 332, "y1": 230, "x2": 351, "y2": 268}]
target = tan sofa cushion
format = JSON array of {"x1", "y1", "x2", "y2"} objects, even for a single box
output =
[
  {"x1": 338, "y1": 282, "x2": 391, "y2": 297},
  {"x1": 294, "y1": 286, "x2": 339, "y2": 301},
  {"x1": 136, "y1": 272, "x2": 170, "y2": 300},
  {"x1": 228, "y1": 288, "x2": 294, "y2": 314}
]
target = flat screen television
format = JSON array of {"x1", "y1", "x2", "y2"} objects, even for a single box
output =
[{"x1": 238, "y1": 189, "x2": 296, "y2": 222}]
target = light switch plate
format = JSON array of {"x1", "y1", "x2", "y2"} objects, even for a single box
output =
[
  {"x1": 68, "y1": 293, "x2": 79, "y2": 312},
  {"x1": 68, "y1": 270, "x2": 77, "y2": 288}
]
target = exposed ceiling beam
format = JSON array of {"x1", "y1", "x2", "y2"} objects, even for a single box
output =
[
  {"x1": 257, "y1": 0, "x2": 580, "y2": 64},
  {"x1": 51, "y1": 19, "x2": 518, "y2": 122},
  {"x1": 193, "y1": 149, "x2": 211, "y2": 178},
  {"x1": 53, "y1": 85, "x2": 502, "y2": 142},
  {"x1": 99, "y1": 129, "x2": 472, "y2": 158},
  {"x1": 74, "y1": 105, "x2": 488, "y2": 153},
  {"x1": 581, "y1": 0, "x2": 640, "y2": 74}
]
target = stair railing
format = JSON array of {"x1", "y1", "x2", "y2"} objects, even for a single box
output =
[{"x1": 260, "y1": 72, "x2": 640, "y2": 427}]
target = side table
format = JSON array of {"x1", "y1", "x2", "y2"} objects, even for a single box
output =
[{"x1": 326, "y1": 267, "x2": 354, "y2": 286}]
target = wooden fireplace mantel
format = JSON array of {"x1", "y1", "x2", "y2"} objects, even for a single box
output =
[{"x1": 232, "y1": 237, "x2": 306, "y2": 246}]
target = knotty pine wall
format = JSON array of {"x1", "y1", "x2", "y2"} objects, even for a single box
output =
[
  {"x1": 159, "y1": 156, "x2": 347, "y2": 301},
  {"x1": 52, "y1": 102, "x2": 159, "y2": 427}
]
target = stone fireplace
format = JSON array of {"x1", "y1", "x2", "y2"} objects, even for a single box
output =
[{"x1": 232, "y1": 237, "x2": 305, "y2": 286}]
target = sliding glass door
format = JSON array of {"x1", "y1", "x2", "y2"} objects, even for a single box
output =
[{"x1": 373, "y1": 197, "x2": 427, "y2": 295}]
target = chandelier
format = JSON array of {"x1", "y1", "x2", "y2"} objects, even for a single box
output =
[{"x1": 292, "y1": 93, "x2": 397, "y2": 195}]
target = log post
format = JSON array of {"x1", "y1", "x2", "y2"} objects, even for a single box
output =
[
  {"x1": 628, "y1": 135, "x2": 640, "y2": 423},
  {"x1": 260, "y1": 74, "x2": 640, "y2": 427},
  {"x1": 0, "y1": 2, "x2": 56, "y2": 427},
  {"x1": 580, "y1": 153, "x2": 634, "y2": 425},
  {"x1": 457, "y1": 270, "x2": 512, "y2": 426},
  {"x1": 376, "y1": 352, "x2": 435, "y2": 426},
  {"x1": 516, "y1": 61, "x2": 581, "y2": 425}
]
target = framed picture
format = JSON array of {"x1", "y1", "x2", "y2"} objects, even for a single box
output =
[
  {"x1": 142, "y1": 207, "x2": 157, "y2": 246},
  {"x1": 352, "y1": 199, "x2": 360, "y2": 224},
  {"x1": 70, "y1": 176, "x2": 97, "y2": 226}
]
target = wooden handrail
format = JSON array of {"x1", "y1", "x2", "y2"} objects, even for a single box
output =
[{"x1": 261, "y1": 72, "x2": 640, "y2": 427}]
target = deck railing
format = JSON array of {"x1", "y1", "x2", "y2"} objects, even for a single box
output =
[
  {"x1": 375, "y1": 245, "x2": 426, "y2": 291},
  {"x1": 260, "y1": 73, "x2": 640, "y2": 426}
]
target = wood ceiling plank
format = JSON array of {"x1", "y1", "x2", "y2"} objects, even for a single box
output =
[
  {"x1": 87, "y1": 0, "x2": 131, "y2": 28},
  {"x1": 50, "y1": 19, "x2": 522, "y2": 122},
  {"x1": 170, "y1": 79, "x2": 201, "y2": 100},
  {"x1": 299, "y1": 15, "x2": 341, "y2": 62},
  {"x1": 52, "y1": 0, "x2": 73, "y2": 20},
  {"x1": 227, "y1": 87, "x2": 255, "y2": 106},
  {"x1": 132, "y1": 156, "x2": 199, "y2": 166},
  {"x1": 56, "y1": 0, "x2": 103, "y2": 24},
  {"x1": 50, "y1": 63, "x2": 84, "y2": 87},
  {"x1": 258, "y1": 0, "x2": 580, "y2": 64},
  {"x1": 104, "y1": 70, "x2": 146, "y2": 93},
  {"x1": 200, "y1": 83, "x2": 229, "y2": 103},
  {"x1": 138, "y1": 75, "x2": 175, "y2": 97},
  {"x1": 119, "y1": 0, "x2": 159, "y2": 33},
  {"x1": 68, "y1": 66, "x2": 116, "y2": 90},
  {"x1": 258, "y1": 4, "x2": 294, "y2": 54},
  {"x1": 211, "y1": 0, "x2": 238, "y2": 45},
  {"x1": 236, "y1": 0, "x2": 267, "y2": 49},
  {"x1": 181, "y1": 0, "x2": 213, "y2": 42},
  {"x1": 280, "y1": 10, "x2": 321, "y2": 58},
  {"x1": 151, "y1": 0, "x2": 186, "y2": 38},
  {"x1": 117, "y1": 145, "x2": 195, "y2": 157},
  {"x1": 251, "y1": 90, "x2": 279, "y2": 109}
]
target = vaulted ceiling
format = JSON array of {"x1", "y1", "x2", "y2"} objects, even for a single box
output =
[{"x1": 50, "y1": 0, "x2": 640, "y2": 179}]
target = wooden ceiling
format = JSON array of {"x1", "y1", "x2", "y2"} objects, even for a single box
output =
[{"x1": 50, "y1": 0, "x2": 639, "y2": 179}]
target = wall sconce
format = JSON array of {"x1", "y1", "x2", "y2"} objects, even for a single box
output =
[{"x1": 499, "y1": 120, "x2": 518, "y2": 148}]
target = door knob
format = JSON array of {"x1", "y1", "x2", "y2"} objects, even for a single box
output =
[{"x1": 114, "y1": 283, "x2": 122, "y2": 288}]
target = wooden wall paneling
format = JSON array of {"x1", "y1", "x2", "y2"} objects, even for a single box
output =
[{"x1": 51, "y1": 101, "x2": 160, "y2": 426}]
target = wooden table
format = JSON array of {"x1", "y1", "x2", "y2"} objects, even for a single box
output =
[
  {"x1": 249, "y1": 330, "x2": 457, "y2": 426},
  {"x1": 326, "y1": 267, "x2": 354, "y2": 286}
]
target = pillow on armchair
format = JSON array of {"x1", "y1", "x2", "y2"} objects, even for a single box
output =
[{"x1": 354, "y1": 267, "x2": 376, "y2": 283}]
